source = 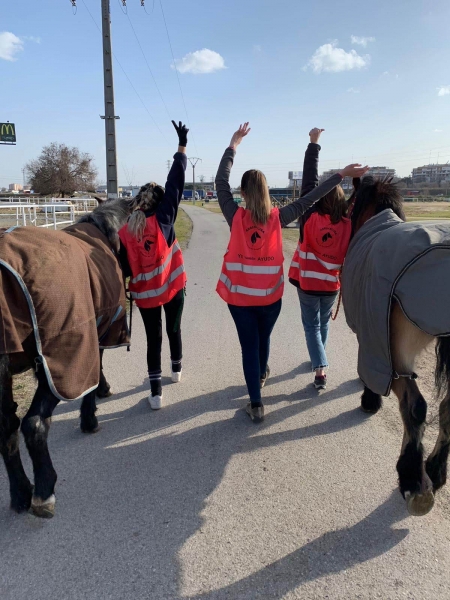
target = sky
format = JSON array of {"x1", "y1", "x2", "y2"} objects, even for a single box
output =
[{"x1": 1, "y1": 0, "x2": 450, "y2": 189}]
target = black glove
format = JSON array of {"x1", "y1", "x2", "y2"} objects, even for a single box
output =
[{"x1": 172, "y1": 120, "x2": 189, "y2": 147}]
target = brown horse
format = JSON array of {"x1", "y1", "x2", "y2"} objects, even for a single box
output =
[
  {"x1": 0, "y1": 199, "x2": 132, "y2": 518},
  {"x1": 342, "y1": 177, "x2": 450, "y2": 516}
]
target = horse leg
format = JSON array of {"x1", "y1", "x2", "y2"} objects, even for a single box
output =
[
  {"x1": 360, "y1": 385, "x2": 383, "y2": 414},
  {"x1": 20, "y1": 368, "x2": 59, "y2": 518},
  {"x1": 426, "y1": 336, "x2": 450, "y2": 491},
  {"x1": 80, "y1": 389, "x2": 99, "y2": 433},
  {"x1": 0, "y1": 356, "x2": 33, "y2": 512},
  {"x1": 391, "y1": 302, "x2": 435, "y2": 516},
  {"x1": 96, "y1": 349, "x2": 112, "y2": 399}
]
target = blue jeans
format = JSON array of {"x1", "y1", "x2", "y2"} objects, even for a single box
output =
[
  {"x1": 228, "y1": 300, "x2": 282, "y2": 402},
  {"x1": 297, "y1": 289, "x2": 337, "y2": 371}
]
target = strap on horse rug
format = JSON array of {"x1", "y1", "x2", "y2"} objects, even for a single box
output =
[
  {"x1": 341, "y1": 209, "x2": 450, "y2": 396},
  {"x1": 0, "y1": 224, "x2": 130, "y2": 401}
]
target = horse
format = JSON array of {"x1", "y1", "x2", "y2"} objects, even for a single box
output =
[
  {"x1": 0, "y1": 198, "x2": 133, "y2": 518},
  {"x1": 341, "y1": 177, "x2": 450, "y2": 516}
]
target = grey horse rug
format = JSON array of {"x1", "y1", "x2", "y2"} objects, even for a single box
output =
[
  {"x1": 342, "y1": 209, "x2": 450, "y2": 396},
  {"x1": 0, "y1": 223, "x2": 130, "y2": 401}
]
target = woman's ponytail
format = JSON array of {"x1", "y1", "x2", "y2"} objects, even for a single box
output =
[{"x1": 128, "y1": 209, "x2": 147, "y2": 240}]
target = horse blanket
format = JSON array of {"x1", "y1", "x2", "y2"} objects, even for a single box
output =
[
  {"x1": 0, "y1": 223, "x2": 130, "y2": 401},
  {"x1": 342, "y1": 209, "x2": 450, "y2": 396}
]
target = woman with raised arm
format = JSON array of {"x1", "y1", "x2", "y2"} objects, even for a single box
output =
[
  {"x1": 119, "y1": 120, "x2": 188, "y2": 410},
  {"x1": 288, "y1": 128, "x2": 355, "y2": 391},
  {"x1": 215, "y1": 123, "x2": 368, "y2": 422}
]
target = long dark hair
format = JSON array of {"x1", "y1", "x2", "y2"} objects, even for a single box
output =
[{"x1": 316, "y1": 185, "x2": 347, "y2": 224}]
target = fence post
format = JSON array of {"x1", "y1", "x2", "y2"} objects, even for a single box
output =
[{"x1": 53, "y1": 208, "x2": 57, "y2": 230}]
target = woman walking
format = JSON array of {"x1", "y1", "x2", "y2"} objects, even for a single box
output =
[
  {"x1": 289, "y1": 128, "x2": 354, "y2": 390},
  {"x1": 216, "y1": 123, "x2": 368, "y2": 422},
  {"x1": 119, "y1": 120, "x2": 188, "y2": 409}
]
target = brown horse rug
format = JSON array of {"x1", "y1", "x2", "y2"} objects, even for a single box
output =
[
  {"x1": 0, "y1": 223, "x2": 130, "y2": 400},
  {"x1": 342, "y1": 209, "x2": 450, "y2": 396}
]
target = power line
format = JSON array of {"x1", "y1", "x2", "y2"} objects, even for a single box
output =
[
  {"x1": 124, "y1": 10, "x2": 172, "y2": 119},
  {"x1": 79, "y1": 0, "x2": 170, "y2": 146},
  {"x1": 159, "y1": 0, "x2": 198, "y2": 154}
]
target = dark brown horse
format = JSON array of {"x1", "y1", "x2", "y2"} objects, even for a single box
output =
[
  {"x1": 0, "y1": 199, "x2": 133, "y2": 518},
  {"x1": 343, "y1": 177, "x2": 450, "y2": 516}
]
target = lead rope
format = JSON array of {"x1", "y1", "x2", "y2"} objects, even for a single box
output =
[{"x1": 126, "y1": 285, "x2": 133, "y2": 352}]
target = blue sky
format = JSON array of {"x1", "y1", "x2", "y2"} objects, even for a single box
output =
[{"x1": 1, "y1": 0, "x2": 449, "y2": 188}]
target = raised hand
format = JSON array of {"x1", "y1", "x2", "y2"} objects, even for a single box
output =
[
  {"x1": 229, "y1": 122, "x2": 251, "y2": 150},
  {"x1": 309, "y1": 128, "x2": 325, "y2": 144},
  {"x1": 339, "y1": 164, "x2": 370, "y2": 178},
  {"x1": 171, "y1": 120, "x2": 189, "y2": 147}
]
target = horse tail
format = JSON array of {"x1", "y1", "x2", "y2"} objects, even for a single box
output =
[{"x1": 435, "y1": 336, "x2": 450, "y2": 397}]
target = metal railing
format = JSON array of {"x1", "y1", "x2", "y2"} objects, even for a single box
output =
[{"x1": 0, "y1": 202, "x2": 92, "y2": 229}]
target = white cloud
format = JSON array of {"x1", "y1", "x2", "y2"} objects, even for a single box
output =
[
  {"x1": 306, "y1": 41, "x2": 370, "y2": 73},
  {"x1": 347, "y1": 87, "x2": 360, "y2": 93},
  {"x1": 0, "y1": 31, "x2": 24, "y2": 61},
  {"x1": 351, "y1": 35, "x2": 375, "y2": 47},
  {"x1": 437, "y1": 85, "x2": 450, "y2": 96},
  {"x1": 173, "y1": 48, "x2": 226, "y2": 74},
  {"x1": 24, "y1": 35, "x2": 41, "y2": 44}
]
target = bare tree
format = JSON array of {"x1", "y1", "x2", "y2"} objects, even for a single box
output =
[
  {"x1": 199, "y1": 174, "x2": 205, "y2": 183},
  {"x1": 26, "y1": 142, "x2": 97, "y2": 197}
]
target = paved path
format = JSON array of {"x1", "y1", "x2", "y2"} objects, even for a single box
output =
[{"x1": 2, "y1": 205, "x2": 450, "y2": 599}]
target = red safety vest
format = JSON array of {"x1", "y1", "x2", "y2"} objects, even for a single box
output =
[
  {"x1": 288, "y1": 212, "x2": 351, "y2": 292},
  {"x1": 216, "y1": 207, "x2": 284, "y2": 306},
  {"x1": 119, "y1": 215, "x2": 186, "y2": 308}
]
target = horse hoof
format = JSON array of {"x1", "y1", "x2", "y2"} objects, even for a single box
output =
[
  {"x1": 97, "y1": 388, "x2": 113, "y2": 399},
  {"x1": 360, "y1": 405, "x2": 379, "y2": 415},
  {"x1": 405, "y1": 490, "x2": 435, "y2": 517},
  {"x1": 81, "y1": 425, "x2": 100, "y2": 434},
  {"x1": 30, "y1": 494, "x2": 55, "y2": 519}
]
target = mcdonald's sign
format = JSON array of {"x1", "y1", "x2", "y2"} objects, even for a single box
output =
[{"x1": 0, "y1": 123, "x2": 16, "y2": 144}]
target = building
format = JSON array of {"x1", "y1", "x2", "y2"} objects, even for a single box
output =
[
  {"x1": 367, "y1": 166, "x2": 396, "y2": 179},
  {"x1": 288, "y1": 171, "x2": 303, "y2": 189},
  {"x1": 412, "y1": 163, "x2": 450, "y2": 185},
  {"x1": 319, "y1": 166, "x2": 396, "y2": 192},
  {"x1": 9, "y1": 183, "x2": 22, "y2": 191}
]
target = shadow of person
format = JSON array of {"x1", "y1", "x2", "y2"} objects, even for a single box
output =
[{"x1": 190, "y1": 491, "x2": 408, "y2": 599}]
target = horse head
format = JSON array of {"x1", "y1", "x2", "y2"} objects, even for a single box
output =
[
  {"x1": 77, "y1": 198, "x2": 135, "y2": 253},
  {"x1": 350, "y1": 176, "x2": 406, "y2": 237}
]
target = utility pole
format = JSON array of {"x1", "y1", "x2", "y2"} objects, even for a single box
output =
[
  {"x1": 188, "y1": 157, "x2": 201, "y2": 203},
  {"x1": 99, "y1": 0, "x2": 119, "y2": 199},
  {"x1": 22, "y1": 167, "x2": 26, "y2": 189}
]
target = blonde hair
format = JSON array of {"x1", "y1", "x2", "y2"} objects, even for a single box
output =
[
  {"x1": 127, "y1": 181, "x2": 165, "y2": 240},
  {"x1": 241, "y1": 170, "x2": 272, "y2": 225}
]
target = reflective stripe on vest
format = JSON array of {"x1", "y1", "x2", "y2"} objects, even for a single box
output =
[
  {"x1": 298, "y1": 250, "x2": 342, "y2": 271},
  {"x1": 300, "y1": 270, "x2": 339, "y2": 283},
  {"x1": 219, "y1": 272, "x2": 284, "y2": 297},
  {"x1": 131, "y1": 242, "x2": 181, "y2": 284},
  {"x1": 225, "y1": 262, "x2": 281, "y2": 275},
  {"x1": 131, "y1": 264, "x2": 186, "y2": 300}
]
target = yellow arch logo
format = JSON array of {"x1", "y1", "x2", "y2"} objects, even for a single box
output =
[{"x1": 0, "y1": 123, "x2": 16, "y2": 143}]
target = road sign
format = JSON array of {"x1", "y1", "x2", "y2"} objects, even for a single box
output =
[{"x1": 0, "y1": 123, "x2": 16, "y2": 144}]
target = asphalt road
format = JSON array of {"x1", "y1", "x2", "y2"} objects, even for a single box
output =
[{"x1": 1, "y1": 205, "x2": 450, "y2": 599}]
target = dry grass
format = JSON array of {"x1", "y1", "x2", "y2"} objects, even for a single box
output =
[
  {"x1": 404, "y1": 202, "x2": 450, "y2": 220},
  {"x1": 175, "y1": 207, "x2": 193, "y2": 249}
]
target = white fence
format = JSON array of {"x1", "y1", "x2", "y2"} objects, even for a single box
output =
[{"x1": 0, "y1": 198, "x2": 97, "y2": 230}]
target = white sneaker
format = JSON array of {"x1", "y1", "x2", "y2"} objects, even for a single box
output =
[
  {"x1": 148, "y1": 393, "x2": 163, "y2": 410},
  {"x1": 171, "y1": 369, "x2": 182, "y2": 383}
]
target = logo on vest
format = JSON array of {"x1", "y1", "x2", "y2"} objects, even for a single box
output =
[
  {"x1": 316, "y1": 227, "x2": 337, "y2": 248},
  {"x1": 246, "y1": 226, "x2": 265, "y2": 250},
  {"x1": 139, "y1": 234, "x2": 156, "y2": 257}
]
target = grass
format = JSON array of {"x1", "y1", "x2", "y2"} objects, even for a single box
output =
[
  {"x1": 175, "y1": 206, "x2": 193, "y2": 249},
  {"x1": 404, "y1": 202, "x2": 450, "y2": 220}
]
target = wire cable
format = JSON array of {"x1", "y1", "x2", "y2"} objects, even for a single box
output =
[
  {"x1": 142, "y1": 0, "x2": 155, "y2": 16},
  {"x1": 125, "y1": 11, "x2": 172, "y2": 119},
  {"x1": 79, "y1": 0, "x2": 170, "y2": 145},
  {"x1": 117, "y1": 0, "x2": 127, "y2": 15},
  {"x1": 159, "y1": 0, "x2": 198, "y2": 153}
]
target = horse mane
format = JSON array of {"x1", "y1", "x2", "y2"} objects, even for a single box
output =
[
  {"x1": 351, "y1": 176, "x2": 405, "y2": 234},
  {"x1": 77, "y1": 198, "x2": 134, "y2": 250}
]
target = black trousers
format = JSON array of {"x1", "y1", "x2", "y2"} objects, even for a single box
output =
[{"x1": 138, "y1": 288, "x2": 184, "y2": 377}]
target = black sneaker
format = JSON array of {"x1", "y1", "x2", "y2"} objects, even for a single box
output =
[
  {"x1": 314, "y1": 375, "x2": 327, "y2": 390},
  {"x1": 260, "y1": 365, "x2": 271, "y2": 389},
  {"x1": 246, "y1": 402, "x2": 265, "y2": 423}
]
